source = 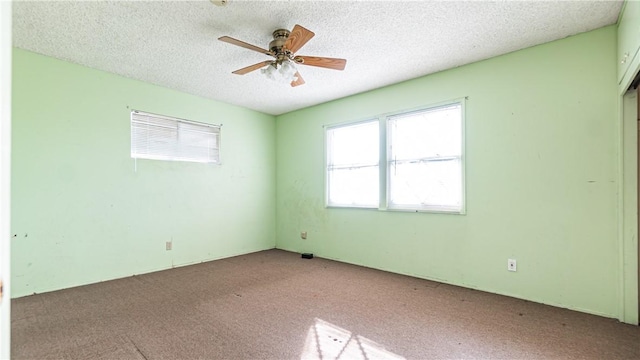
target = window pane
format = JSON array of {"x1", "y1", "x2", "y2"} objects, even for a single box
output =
[
  {"x1": 389, "y1": 104, "x2": 461, "y2": 160},
  {"x1": 328, "y1": 121, "x2": 379, "y2": 166},
  {"x1": 328, "y1": 166, "x2": 379, "y2": 207},
  {"x1": 387, "y1": 102, "x2": 464, "y2": 212},
  {"x1": 326, "y1": 120, "x2": 379, "y2": 208},
  {"x1": 389, "y1": 159, "x2": 462, "y2": 209}
]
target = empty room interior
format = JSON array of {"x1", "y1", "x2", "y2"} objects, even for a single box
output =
[{"x1": 2, "y1": 0, "x2": 640, "y2": 359}]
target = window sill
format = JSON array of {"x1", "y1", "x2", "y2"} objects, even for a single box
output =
[{"x1": 325, "y1": 204, "x2": 465, "y2": 215}]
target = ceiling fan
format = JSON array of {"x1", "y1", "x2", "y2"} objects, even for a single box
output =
[{"x1": 218, "y1": 24, "x2": 347, "y2": 87}]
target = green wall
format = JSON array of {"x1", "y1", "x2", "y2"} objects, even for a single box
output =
[
  {"x1": 11, "y1": 49, "x2": 276, "y2": 297},
  {"x1": 12, "y1": 25, "x2": 637, "y2": 323},
  {"x1": 276, "y1": 26, "x2": 630, "y2": 319}
]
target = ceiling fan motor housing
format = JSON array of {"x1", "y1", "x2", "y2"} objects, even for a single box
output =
[{"x1": 270, "y1": 29, "x2": 291, "y2": 61}]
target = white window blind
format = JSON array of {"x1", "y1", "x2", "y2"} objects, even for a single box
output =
[
  {"x1": 131, "y1": 110, "x2": 220, "y2": 164},
  {"x1": 326, "y1": 120, "x2": 379, "y2": 207}
]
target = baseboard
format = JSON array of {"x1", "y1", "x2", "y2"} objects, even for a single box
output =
[{"x1": 274, "y1": 247, "x2": 620, "y2": 322}]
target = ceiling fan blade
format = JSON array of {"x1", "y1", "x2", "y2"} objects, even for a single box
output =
[
  {"x1": 284, "y1": 24, "x2": 315, "y2": 54},
  {"x1": 290, "y1": 72, "x2": 305, "y2": 87},
  {"x1": 219, "y1": 36, "x2": 273, "y2": 56},
  {"x1": 232, "y1": 60, "x2": 273, "y2": 75},
  {"x1": 294, "y1": 56, "x2": 346, "y2": 70}
]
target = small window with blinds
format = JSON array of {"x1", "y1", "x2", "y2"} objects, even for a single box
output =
[{"x1": 131, "y1": 110, "x2": 221, "y2": 164}]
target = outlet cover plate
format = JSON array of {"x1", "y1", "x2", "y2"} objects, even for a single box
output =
[{"x1": 508, "y1": 258, "x2": 517, "y2": 272}]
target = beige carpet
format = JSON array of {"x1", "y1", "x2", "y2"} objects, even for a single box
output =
[{"x1": 11, "y1": 249, "x2": 640, "y2": 359}]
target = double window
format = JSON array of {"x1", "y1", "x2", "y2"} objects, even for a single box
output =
[{"x1": 326, "y1": 100, "x2": 465, "y2": 213}]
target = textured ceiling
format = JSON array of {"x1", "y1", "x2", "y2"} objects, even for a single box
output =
[{"x1": 13, "y1": 0, "x2": 622, "y2": 115}]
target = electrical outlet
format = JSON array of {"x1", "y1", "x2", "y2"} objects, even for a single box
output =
[
  {"x1": 300, "y1": 231, "x2": 307, "y2": 240},
  {"x1": 166, "y1": 241, "x2": 172, "y2": 251},
  {"x1": 508, "y1": 259, "x2": 517, "y2": 272}
]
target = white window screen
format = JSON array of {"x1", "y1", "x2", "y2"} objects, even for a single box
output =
[
  {"x1": 326, "y1": 120, "x2": 379, "y2": 207},
  {"x1": 131, "y1": 110, "x2": 220, "y2": 164},
  {"x1": 387, "y1": 103, "x2": 463, "y2": 212}
]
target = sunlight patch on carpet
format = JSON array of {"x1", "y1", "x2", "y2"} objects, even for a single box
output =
[{"x1": 301, "y1": 318, "x2": 405, "y2": 360}]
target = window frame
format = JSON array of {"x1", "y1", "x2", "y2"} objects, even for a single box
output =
[
  {"x1": 324, "y1": 118, "x2": 380, "y2": 209},
  {"x1": 324, "y1": 98, "x2": 466, "y2": 214},
  {"x1": 385, "y1": 100, "x2": 466, "y2": 214},
  {"x1": 130, "y1": 110, "x2": 221, "y2": 165}
]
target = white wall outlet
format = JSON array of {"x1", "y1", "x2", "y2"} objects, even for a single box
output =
[
  {"x1": 508, "y1": 258, "x2": 517, "y2": 272},
  {"x1": 300, "y1": 231, "x2": 307, "y2": 240},
  {"x1": 166, "y1": 241, "x2": 172, "y2": 251}
]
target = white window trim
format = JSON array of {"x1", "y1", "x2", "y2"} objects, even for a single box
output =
[
  {"x1": 325, "y1": 118, "x2": 380, "y2": 209},
  {"x1": 385, "y1": 99, "x2": 466, "y2": 214},
  {"x1": 324, "y1": 98, "x2": 466, "y2": 215}
]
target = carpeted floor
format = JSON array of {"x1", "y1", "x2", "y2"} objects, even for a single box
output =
[{"x1": 11, "y1": 249, "x2": 640, "y2": 359}]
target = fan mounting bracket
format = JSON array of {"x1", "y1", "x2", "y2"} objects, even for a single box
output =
[{"x1": 272, "y1": 29, "x2": 290, "y2": 39}]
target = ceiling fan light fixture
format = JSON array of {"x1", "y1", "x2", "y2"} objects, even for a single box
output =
[
  {"x1": 219, "y1": 24, "x2": 345, "y2": 87},
  {"x1": 261, "y1": 60, "x2": 298, "y2": 84}
]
